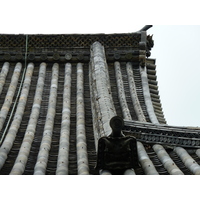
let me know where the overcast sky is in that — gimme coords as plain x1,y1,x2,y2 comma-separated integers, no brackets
148,26,200,127
1,2,200,127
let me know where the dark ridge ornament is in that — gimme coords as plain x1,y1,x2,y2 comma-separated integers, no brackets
139,25,153,32
109,116,125,137
125,53,133,60
28,53,35,61
15,53,23,60
95,116,138,173
77,54,84,61
40,53,47,60
3,53,11,60
65,53,72,60
114,53,121,60
53,53,60,60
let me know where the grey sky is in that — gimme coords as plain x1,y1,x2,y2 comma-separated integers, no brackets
148,26,200,127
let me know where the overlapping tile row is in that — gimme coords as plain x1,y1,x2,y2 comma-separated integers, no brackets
174,147,200,175
0,63,22,132
89,42,117,175
56,63,71,175
114,61,131,120
89,43,159,175
0,61,97,175
140,64,159,124
153,145,183,175
146,59,166,124
109,59,160,174
33,63,59,175
0,63,34,170
111,61,152,174
105,53,200,174
0,62,9,96
0,39,200,175
89,42,116,140
10,63,46,174
76,63,89,175
140,60,200,174
126,62,146,122
138,62,179,174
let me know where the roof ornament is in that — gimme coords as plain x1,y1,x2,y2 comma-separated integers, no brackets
109,116,125,137
139,25,153,32
95,116,139,174
138,25,154,67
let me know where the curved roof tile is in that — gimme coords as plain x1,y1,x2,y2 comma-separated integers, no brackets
0,29,199,175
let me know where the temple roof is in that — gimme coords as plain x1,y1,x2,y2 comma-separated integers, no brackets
0,27,200,175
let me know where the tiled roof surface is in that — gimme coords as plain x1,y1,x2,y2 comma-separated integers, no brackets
0,31,200,175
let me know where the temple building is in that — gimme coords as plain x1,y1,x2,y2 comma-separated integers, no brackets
0,25,200,175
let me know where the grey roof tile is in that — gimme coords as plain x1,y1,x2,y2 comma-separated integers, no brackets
0,31,199,175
